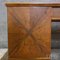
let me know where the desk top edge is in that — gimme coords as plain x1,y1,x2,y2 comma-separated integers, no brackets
5,2,60,7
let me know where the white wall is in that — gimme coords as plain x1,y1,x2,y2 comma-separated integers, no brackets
5,0,60,2
0,0,7,48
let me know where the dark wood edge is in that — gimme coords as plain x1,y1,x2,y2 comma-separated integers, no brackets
5,2,60,7
52,18,60,21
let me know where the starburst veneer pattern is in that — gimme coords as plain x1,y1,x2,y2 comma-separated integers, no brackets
7,5,52,60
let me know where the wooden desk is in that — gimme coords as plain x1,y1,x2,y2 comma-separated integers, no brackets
5,3,60,60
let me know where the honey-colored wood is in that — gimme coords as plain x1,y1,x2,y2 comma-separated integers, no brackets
7,6,52,60
8,58,50,60
5,3,60,60
6,3,60,60
5,2,60,7
5,3,60,20
52,8,60,20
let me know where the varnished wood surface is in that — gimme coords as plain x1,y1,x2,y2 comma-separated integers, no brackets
6,3,60,60
5,3,60,20
52,8,60,20
8,6,52,60
5,2,60,7
8,58,50,60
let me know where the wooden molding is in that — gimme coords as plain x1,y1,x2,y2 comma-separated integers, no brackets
5,2,60,7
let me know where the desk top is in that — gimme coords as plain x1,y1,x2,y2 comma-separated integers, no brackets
5,2,60,7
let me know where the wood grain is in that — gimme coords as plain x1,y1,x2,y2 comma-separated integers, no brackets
8,58,50,60
52,8,60,20
6,3,60,20
5,2,60,7
7,6,52,60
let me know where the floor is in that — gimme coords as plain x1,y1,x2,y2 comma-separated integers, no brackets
0,49,60,60
51,49,60,60
0,49,8,60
